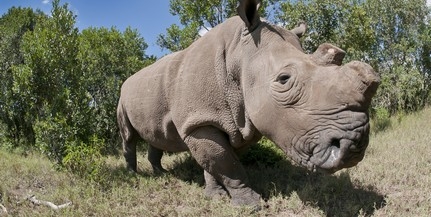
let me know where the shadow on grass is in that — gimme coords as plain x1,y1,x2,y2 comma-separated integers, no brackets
248,162,386,217
167,144,386,217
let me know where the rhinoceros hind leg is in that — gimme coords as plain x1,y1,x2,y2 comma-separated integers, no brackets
185,126,261,207
117,103,138,172
148,145,167,173
204,170,228,199
123,140,138,172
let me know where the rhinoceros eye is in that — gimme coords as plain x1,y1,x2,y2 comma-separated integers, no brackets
276,74,291,85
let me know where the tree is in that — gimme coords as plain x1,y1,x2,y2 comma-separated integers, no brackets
365,0,431,113
78,26,152,150
16,0,84,161
0,7,45,147
277,0,431,114
0,0,154,165
157,22,200,52
157,0,278,52
277,0,375,59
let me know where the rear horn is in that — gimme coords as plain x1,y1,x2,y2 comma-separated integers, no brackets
290,21,307,38
311,43,346,66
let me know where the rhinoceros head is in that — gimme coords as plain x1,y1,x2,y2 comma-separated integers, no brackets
238,0,380,173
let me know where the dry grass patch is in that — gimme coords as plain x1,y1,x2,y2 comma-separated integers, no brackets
348,107,431,216
1,107,430,216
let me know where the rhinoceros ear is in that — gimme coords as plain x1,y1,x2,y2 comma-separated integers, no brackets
237,0,261,31
311,43,346,66
290,21,307,38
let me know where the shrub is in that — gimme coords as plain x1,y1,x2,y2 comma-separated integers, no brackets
62,135,108,185
35,115,109,186
34,116,73,164
370,107,391,133
373,66,428,114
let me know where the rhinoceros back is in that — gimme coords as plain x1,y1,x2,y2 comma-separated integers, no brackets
119,16,260,152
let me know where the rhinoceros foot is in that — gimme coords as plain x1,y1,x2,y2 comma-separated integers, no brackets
229,187,261,210
147,145,168,174
204,171,229,199
204,184,229,199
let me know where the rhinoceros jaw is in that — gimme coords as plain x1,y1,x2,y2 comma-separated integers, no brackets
309,137,366,173
317,147,341,171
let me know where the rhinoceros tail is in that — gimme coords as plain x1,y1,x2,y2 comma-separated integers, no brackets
117,99,133,141
117,98,138,172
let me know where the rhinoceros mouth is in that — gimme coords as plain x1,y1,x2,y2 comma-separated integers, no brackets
310,139,362,173
299,123,370,174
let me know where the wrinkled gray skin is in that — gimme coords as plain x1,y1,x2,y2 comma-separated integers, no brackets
117,0,380,207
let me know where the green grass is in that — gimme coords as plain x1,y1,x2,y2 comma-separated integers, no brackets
1,107,430,216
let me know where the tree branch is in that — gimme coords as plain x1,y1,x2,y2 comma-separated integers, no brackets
0,203,7,214
27,195,72,210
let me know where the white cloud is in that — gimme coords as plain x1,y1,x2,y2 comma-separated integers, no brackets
42,0,50,4
428,0,431,7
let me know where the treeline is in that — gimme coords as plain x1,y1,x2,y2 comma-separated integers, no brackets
0,0,155,165
158,0,431,115
1,0,430,168
278,0,431,117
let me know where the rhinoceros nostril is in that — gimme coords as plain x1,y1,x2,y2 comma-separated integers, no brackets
331,139,341,149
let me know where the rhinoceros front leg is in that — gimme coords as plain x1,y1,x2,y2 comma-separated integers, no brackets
185,126,261,207
148,145,167,173
204,170,228,199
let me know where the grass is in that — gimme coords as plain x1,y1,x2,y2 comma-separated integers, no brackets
1,107,430,216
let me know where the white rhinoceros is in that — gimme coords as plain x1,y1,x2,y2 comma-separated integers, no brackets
117,0,380,207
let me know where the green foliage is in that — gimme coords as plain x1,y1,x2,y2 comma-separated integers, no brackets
157,22,200,52
278,0,376,59
20,0,80,109
277,0,431,116
0,7,43,147
169,0,276,28
169,0,238,28
279,0,342,51
78,26,150,150
34,116,73,164
157,0,278,52
240,138,285,167
16,0,91,163
0,0,153,168
62,136,108,184
374,65,428,114
366,0,431,113
370,107,391,133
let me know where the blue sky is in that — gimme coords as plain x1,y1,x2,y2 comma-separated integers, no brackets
3,0,431,57
0,0,180,57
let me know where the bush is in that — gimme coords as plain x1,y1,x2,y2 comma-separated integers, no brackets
34,116,73,164
373,66,428,114
62,135,108,185
35,115,109,186
370,107,391,133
